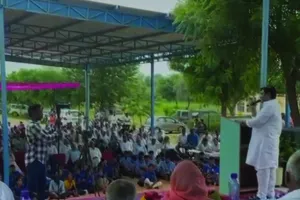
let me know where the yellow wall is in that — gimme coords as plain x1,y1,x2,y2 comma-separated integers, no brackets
277,95,286,113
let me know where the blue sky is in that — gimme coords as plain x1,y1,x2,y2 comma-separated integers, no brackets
7,0,179,76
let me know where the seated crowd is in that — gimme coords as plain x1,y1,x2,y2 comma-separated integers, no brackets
106,149,300,200
1,112,220,199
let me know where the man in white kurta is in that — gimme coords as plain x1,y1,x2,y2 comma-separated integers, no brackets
244,86,282,200
89,141,102,168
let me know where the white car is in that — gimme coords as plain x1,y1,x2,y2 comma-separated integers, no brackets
8,104,28,117
60,109,83,125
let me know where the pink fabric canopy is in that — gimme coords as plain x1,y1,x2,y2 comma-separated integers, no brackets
0,82,80,91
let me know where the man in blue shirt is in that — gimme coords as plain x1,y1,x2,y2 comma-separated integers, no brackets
187,129,199,149
138,163,162,189
157,157,176,180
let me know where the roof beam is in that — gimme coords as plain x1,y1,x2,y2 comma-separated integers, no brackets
6,20,81,47
5,13,34,26
25,26,127,54
77,39,185,62
58,31,167,57
97,39,185,57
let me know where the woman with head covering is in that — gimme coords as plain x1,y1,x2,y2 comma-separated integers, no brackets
165,160,208,200
164,160,221,200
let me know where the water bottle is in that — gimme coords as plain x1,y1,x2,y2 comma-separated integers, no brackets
228,173,240,200
20,189,31,200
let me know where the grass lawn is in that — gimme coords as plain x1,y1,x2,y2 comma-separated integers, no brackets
5,100,220,128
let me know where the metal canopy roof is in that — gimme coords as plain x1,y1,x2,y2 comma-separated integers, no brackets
3,0,196,68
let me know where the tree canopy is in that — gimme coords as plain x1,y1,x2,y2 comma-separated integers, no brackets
172,0,300,121
5,67,191,120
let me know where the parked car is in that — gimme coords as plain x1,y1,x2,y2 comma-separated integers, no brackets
60,109,83,125
173,110,220,129
8,104,28,117
95,108,125,123
145,116,186,133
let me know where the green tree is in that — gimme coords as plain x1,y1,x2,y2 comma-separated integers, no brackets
172,0,259,116
64,65,139,109
6,68,71,106
180,0,300,122
156,75,176,101
121,74,151,125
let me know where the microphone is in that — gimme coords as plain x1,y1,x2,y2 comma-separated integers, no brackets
247,99,261,106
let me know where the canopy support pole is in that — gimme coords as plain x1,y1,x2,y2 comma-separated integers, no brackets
150,55,155,136
84,64,90,131
260,0,270,88
285,95,291,127
0,4,9,185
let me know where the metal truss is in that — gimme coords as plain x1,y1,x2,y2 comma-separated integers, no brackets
5,23,194,62
4,0,175,32
5,35,194,63
3,0,196,68
5,46,197,68
5,23,127,48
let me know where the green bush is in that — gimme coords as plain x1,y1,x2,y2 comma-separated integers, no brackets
162,106,177,116
280,130,300,164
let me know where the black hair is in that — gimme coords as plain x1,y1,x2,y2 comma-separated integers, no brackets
28,104,41,118
149,150,154,155
261,86,277,99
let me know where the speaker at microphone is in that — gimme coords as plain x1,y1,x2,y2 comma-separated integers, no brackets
247,99,261,107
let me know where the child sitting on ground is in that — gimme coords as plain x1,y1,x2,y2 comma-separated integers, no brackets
64,172,79,197
138,163,162,189
103,159,120,180
94,163,109,196
135,152,146,177
119,151,134,176
13,175,26,199
9,165,21,188
49,173,68,199
157,157,176,180
202,157,219,185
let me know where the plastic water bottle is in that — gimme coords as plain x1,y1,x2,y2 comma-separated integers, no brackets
228,173,240,200
20,189,31,200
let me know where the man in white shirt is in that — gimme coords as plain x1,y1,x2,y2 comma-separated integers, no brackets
123,113,132,129
279,150,300,200
211,138,220,152
176,128,187,147
120,136,133,153
108,111,117,125
48,142,58,157
242,87,282,200
0,181,14,200
68,143,81,164
89,140,102,168
133,138,147,155
59,139,71,164
101,131,111,147
198,138,213,153
148,138,160,157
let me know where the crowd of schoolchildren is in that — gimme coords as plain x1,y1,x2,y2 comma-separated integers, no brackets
1,113,220,199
